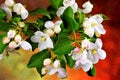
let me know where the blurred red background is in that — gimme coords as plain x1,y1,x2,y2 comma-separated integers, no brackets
0,0,120,80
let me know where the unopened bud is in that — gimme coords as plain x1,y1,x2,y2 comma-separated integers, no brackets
14,35,22,42
53,60,60,68
43,58,52,66
41,67,48,75
18,22,25,28
4,0,15,7
2,37,10,44
53,25,61,33
7,30,16,39
44,29,54,36
8,41,17,48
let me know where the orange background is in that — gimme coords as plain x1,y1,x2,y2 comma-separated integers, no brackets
0,0,120,80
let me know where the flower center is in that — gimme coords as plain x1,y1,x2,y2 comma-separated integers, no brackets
91,22,98,27
92,49,97,55
40,36,46,42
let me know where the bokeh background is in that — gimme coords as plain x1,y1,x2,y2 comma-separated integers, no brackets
0,0,120,80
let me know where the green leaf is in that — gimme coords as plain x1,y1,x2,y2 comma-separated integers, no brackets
36,66,44,77
65,55,76,68
0,34,7,54
54,37,73,55
49,0,63,10
100,14,110,20
87,65,96,76
10,17,21,24
62,7,79,32
27,49,51,68
0,22,10,32
30,8,51,19
0,9,6,20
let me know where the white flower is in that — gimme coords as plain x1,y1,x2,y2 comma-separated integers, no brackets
56,0,78,17
82,1,93,14
87,38,106,64
44,20,62,35
13,3,28,20
0,54,4,60
83,15,106,37
2,37,10,44
70,48,93,72
14,35,22,43
0,4,12,19
53,60,61,68
18,22,25,28
31,31,54,51
8,41,17,48
7,30,16,39
4,0,15,7
43,58,52,66
48,68,67,79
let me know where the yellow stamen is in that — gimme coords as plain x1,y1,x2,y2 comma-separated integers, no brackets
92,22,98,27
40,36,46,42
92,49,97,55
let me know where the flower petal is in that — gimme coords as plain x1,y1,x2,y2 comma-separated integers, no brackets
57,68,67,79
95,24,106,34
71,3,78,13
97,49,106,60
95,38,102,49
84,27,94,37
44,21,55,29
82,61,93,72
31,35,40,43
48,68,58,75
21,9,29,20
56,6,66,17
20,41,32,51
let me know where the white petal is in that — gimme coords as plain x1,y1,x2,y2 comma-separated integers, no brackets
56,7,66,17
82,39,90,49
71,3,78,13
21,9,29,20
84,27,94,37
91,14,103,23
31,35,40,43
95,24,106,34
45,36,54,49
4,0,15,7
82,62,93,72
44,21,55,29
20,41,32,51
63,0,75,7
13,3,24,14
0,4,12,19
95,38,102,49
82,7,93,14
55,20,62,25
38,43,47,51
48,68,58,75
57,68,67,79
97,49,106,60
88,42,97,50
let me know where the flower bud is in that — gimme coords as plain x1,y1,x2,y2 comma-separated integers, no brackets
44,29,54,36
7,30,16,39
18,22,25,28
8,41,17,48
41,67,48,75
43,58,52,66
14,35,22,43
4,0,15,7
2,37,10,44
53,60,60,68
45,21,54,29
53,25,61,33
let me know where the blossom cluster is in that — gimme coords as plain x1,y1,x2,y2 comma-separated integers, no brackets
0,0,108,79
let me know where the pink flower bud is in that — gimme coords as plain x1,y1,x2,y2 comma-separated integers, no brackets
14,35,22,42
7,30,16,39
8,41,17,48
43,58,52,66
74,47,80,53
2,37,10,44
53,60,60,68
